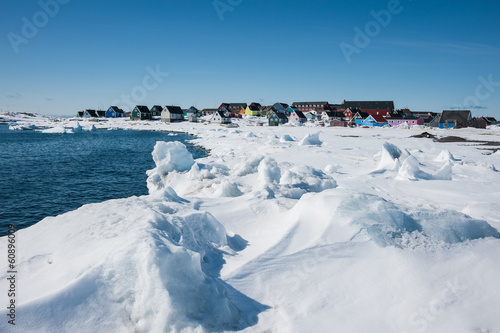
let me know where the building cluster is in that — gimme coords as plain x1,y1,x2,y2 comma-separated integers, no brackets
77,101,498,129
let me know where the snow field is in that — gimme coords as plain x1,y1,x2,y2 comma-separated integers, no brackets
2,115,500,332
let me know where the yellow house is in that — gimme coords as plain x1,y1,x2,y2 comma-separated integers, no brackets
245,105,260,116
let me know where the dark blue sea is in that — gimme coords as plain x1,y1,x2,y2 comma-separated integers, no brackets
0,124,206,236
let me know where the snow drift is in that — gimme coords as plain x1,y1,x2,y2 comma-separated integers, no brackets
0,188,265,332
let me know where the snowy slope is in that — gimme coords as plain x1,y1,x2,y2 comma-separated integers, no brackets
1,116,500,332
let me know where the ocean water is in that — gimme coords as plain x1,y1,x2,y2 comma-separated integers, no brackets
0,124,206,236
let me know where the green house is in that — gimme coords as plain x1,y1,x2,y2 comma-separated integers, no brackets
131,105,151,120
150,105,163,119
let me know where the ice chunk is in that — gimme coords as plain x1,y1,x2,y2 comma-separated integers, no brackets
299,132,322,146
41,126,71,134
213,180,243,197
434,149,459,162
258,157,281,187
376,142,403,170
279,134,295,142
233,155,265,176
280,165,337,199
433,161,453,180
396,155,432,180
151,141,195,175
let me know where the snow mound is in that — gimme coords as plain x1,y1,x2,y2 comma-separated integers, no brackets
298,132,322,146
147,142,195,193
280,189,499,252
0,187,265,332
152,141,195,175
279,134,295,142
257,157,281,188
213,180,243,197
396,155,453,181
279,165,337,199
435,149,459,162
413,211,500,243
233,155,265,176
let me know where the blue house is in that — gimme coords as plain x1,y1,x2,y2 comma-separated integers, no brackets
106,106,126,118
360,115,388,127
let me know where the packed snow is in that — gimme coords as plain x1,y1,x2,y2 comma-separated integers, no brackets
1,113,500,332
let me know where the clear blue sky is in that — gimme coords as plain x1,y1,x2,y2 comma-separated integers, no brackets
1,0,500,117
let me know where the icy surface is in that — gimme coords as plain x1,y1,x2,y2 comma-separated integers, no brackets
1,114,500,332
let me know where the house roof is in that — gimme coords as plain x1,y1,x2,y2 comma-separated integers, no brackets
216,110,229,118
439,110,471,123
85,109,98,117
342,101,394,110
273,102,289,109
222,103,247,110
202,108,219,113
250,102,262,108
151,105,163,111
324,111,345,118
164,106,184,114
369,115,388,123
135,105,150,113
248,105,260,112
482,116,497,123
272,111,288,120
293,110,306,119
77,111,84,116
109,106,121,113
353,111,370,119
97,110,106,117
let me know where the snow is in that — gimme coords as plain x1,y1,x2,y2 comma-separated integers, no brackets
1,113,500,332
298,132,322,146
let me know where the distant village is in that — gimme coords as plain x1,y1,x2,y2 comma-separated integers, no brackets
76,101,499,129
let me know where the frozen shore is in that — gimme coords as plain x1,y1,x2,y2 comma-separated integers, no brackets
1,114,500,332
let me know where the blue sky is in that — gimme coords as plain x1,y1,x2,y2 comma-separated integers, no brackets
1,0,499,117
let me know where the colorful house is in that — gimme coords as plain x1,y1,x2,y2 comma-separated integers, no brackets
289,110,307,123
219,103,247,116
76,111,84,118
161,106,184,123
150,105,163,119
387,117,424,127
480,116,498,126
245,105,261,116
131,105,151,120
352,111,370,125
96,110,106,118
106,106,126,118
360,115,388,127
438,110,472,129
273,102,289,111
269,111,288,126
